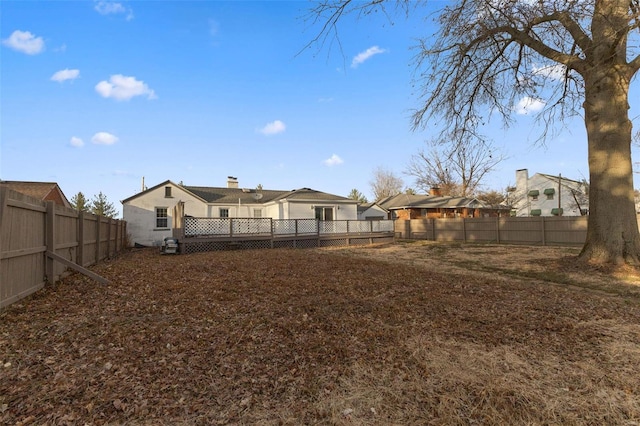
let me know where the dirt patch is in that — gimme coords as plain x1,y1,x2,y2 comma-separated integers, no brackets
2,243,640,425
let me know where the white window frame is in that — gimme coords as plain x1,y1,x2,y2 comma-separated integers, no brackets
155,207,169,229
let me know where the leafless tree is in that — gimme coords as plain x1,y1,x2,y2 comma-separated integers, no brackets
370,166,404,201
476,189,507,207
406,138,505,197
308,0,640,264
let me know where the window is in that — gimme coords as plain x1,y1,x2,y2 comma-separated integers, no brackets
528,189,539,201
315,207,334,221
219,208,229,218
544,188,555,200
165,186,172,197
253,209,262,218
156,207,168,228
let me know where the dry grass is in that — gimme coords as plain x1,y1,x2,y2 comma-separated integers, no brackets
2,242,640,425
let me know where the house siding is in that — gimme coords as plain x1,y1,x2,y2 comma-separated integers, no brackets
123,183,204,246
513,170,586,217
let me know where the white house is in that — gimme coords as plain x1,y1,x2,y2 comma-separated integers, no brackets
357,202,388,220
122,177,359,246
511,169,588,217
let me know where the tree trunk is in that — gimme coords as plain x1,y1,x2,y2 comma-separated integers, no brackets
580,68,640,264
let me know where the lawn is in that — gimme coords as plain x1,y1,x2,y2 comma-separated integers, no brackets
1,242,640,425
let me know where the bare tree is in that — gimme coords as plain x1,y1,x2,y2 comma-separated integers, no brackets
406,138,504,197
476,189,507,207
308,0,640,264
370,166,404,201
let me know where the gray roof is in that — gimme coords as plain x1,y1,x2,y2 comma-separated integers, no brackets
122,180,355,205
185,186,287,204
185,186,354,205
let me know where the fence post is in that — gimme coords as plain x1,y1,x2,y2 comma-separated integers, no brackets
45,201,55,284
462,218,467,242
78,211,85,267
541,216,546,246
270,218,274,248
106,217,112,258
431,219,436,241
496,217,501,244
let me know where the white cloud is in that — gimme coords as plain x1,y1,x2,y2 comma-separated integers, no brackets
351,46,386,68
516,96,546,115
94,1,134,20
2,30,45,55
323,154,344,167
91,132,119,145
95,74,157,101
259,120,286,136
51,69,80,82
70,136,84,147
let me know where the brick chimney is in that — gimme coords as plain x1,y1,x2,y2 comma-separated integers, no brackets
227,176,238,188
429,187,442,197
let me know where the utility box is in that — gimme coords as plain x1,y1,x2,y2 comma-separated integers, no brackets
161,237,179,254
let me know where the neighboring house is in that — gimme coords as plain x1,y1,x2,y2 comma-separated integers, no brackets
0,180,71,208
511,169,588,217
378,188,511,220
357,202,388,220
122,177,359,246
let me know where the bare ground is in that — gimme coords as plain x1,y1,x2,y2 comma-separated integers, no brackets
1,242,640,425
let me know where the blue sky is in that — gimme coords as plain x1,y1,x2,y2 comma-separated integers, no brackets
2,1,636,216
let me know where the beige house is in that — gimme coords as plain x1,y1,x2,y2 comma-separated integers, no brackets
511,169,588,217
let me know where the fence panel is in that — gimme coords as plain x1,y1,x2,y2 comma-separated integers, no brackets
434,219,465,241
185,217,230,237
319,220,348,234
0,187,127,309
0,189,47,309
349,220,371,233
498,217,546,244
54,205,78,278
395,215,604,246
273,219,318,235
231,218,272,235
543,216,588,245
82,215,98,266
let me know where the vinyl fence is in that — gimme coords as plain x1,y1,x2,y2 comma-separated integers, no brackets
0,187,127,309
394,216,598,246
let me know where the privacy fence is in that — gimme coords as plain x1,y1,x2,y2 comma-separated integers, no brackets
394,216,595,245
0,187,127,309
173,215,395,254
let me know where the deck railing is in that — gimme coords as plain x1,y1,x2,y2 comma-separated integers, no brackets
182,217,394,238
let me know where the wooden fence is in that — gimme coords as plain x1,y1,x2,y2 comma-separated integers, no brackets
0,187,127,309
394,216,596,246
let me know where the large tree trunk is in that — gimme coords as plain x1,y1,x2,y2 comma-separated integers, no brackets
580,68,640,264
579,0,640,264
